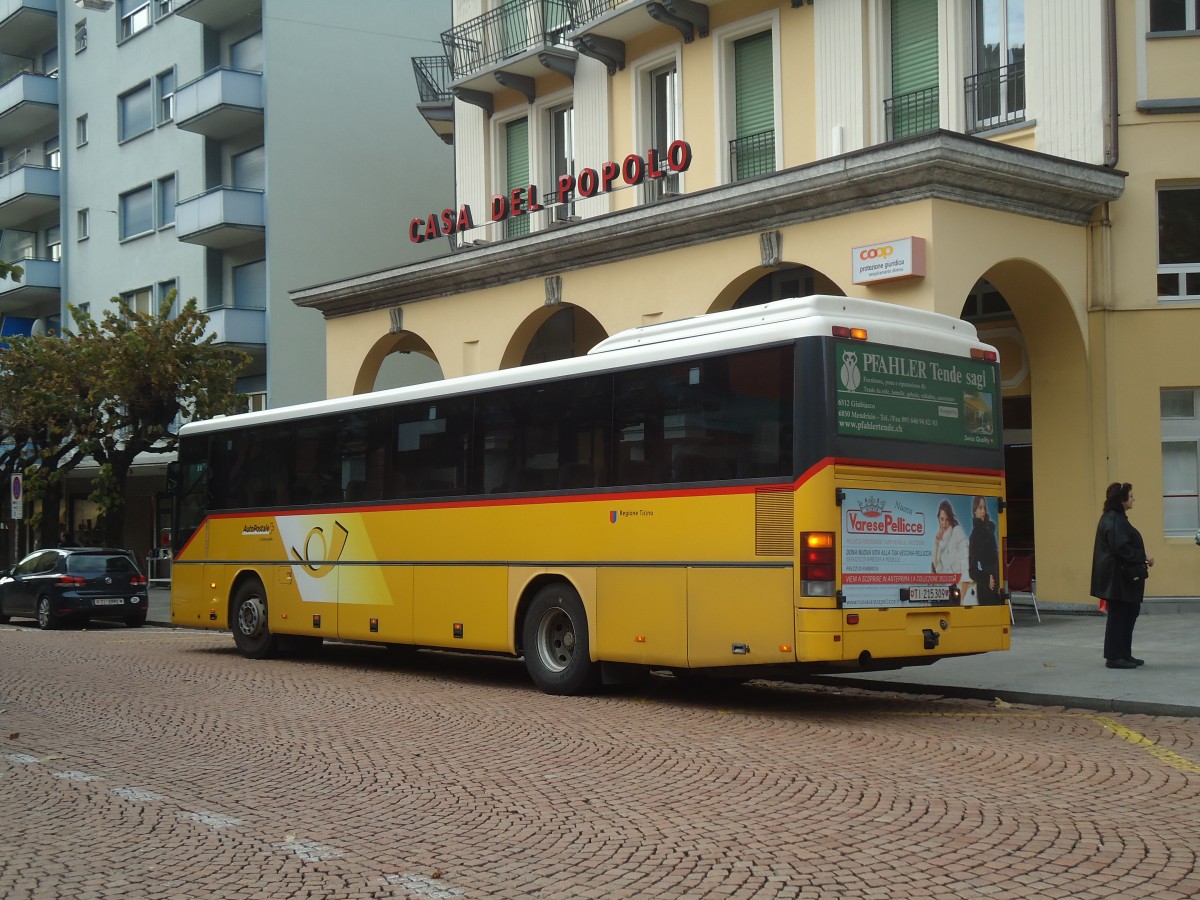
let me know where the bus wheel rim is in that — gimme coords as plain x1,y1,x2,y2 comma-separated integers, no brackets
237,596,266,638
535,608,575,674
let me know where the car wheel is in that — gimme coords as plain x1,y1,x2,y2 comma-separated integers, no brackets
521,583,599,696
230,578,279,659
36,596,56,630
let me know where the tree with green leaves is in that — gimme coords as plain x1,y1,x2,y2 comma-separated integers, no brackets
69,292,251,547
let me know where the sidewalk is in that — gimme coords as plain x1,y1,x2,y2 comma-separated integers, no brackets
146,589,1198,718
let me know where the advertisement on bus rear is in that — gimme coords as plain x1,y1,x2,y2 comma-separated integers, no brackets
840,490,1002,608
834,342,999,449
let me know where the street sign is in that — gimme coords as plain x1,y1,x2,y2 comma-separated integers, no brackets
10,474,22,520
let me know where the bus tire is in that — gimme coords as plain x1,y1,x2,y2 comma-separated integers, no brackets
522,584,599,696
230,578,279,660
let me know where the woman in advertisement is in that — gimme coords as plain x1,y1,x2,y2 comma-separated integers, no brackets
968,496,1000,605
931,499,969,596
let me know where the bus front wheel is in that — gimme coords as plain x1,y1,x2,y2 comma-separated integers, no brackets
230,579,279,660
522,584,599,696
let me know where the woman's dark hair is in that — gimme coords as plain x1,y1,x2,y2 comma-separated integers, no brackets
972,496,991,524
1103,482,1132,513
937,499,959,528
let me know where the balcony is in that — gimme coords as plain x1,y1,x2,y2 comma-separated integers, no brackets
175,186,265,249
442,0,577,109
569,0,712,73
0,156,58,229
0,70,57,144
174,0,260,30
965,62,1026,135
729,129,775,182
175,67,263,140
885,85,939,141
0,0,56,57
203,304,265,346
412,56,453,144
0,256,59,317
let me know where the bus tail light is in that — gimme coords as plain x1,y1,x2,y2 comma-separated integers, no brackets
801,531,836,596
832,326,868,341
971,347,998,361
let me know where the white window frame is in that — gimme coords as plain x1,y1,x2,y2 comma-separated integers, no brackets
157,173,177,229
121,286,154,318
77,208,90,241
631,46,684,205
156,68,176,125
712,10,782,185
489,108,533,243
119,81,153,142
119,183,154,240
1157,184,1200,302
76,114,88,147
120,0,152,40
74,19,87,53
1149,0,1200,32
527,86,573,231
1161,387,1200,535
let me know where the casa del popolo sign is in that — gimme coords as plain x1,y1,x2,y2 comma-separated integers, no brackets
408,141,694,244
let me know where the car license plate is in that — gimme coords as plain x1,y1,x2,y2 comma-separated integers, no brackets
93,598,126,606
908,586,950,602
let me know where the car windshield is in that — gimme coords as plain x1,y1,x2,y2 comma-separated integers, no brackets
67,554,137,577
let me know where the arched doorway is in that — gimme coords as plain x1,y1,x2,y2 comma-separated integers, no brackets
723,264,845,312
354,332,444,395
502,304,608,369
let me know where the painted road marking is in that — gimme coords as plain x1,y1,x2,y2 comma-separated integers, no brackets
5,753,39,764
1091,716,1200,774
54,771,102,782
112,787,166,802
275,839,344,862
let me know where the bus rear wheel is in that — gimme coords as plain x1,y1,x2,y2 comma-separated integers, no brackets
522,584,599,696
230,579,279,660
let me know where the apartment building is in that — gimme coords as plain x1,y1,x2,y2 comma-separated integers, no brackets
291,1,1200,607
0,0,451,556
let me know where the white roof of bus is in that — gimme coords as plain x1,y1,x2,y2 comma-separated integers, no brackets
181,295,990,436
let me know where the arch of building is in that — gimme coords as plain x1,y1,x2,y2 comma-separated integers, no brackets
353,330,442,395
499,303,609,369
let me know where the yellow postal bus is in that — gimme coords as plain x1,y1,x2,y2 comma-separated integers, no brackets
170,296,1011,694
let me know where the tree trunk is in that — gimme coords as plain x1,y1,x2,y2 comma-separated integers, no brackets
38,480,64,548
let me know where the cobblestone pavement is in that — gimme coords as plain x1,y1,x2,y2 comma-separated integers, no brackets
1,624,1198,900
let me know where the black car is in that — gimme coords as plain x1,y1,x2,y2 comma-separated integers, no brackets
0,548,149,629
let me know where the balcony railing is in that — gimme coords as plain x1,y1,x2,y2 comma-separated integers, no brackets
412,56,453,104
442,0,573,80
964,62,1026,134
571,0,625,26
885,85,939,140
729,129,775,182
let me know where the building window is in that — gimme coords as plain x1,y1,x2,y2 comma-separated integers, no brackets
76,114,88,147
75,20,87,53
46,225,61,262
119,82,153,141
1162,388,1200,535
233,260,266,309
646,62,680,202
231,31,264,72
122,287,154,317
154,0,174,19
44,137,59,170
156,68,175,124
1158,186,1200,301
158,174,176,227
77,208,90,240
504,118,530,238
42,47,58,77
232,145,265,189
120,0,152,40
730,31,775,181
887,0,939,139
1150,0,1200,32
158,278,178,314
966,0,1026,133
119,185,154,239
547,103,573,222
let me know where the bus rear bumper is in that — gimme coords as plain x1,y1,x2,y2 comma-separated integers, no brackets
796,604,1011,664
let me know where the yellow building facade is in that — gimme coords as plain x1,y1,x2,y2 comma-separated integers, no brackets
293,0,1200,608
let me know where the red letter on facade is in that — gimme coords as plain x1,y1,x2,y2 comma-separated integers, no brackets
667,140,693,173
622,154,645,185
556,173,575,205
491,194,508,222
578,168,599,198
409,218,424,243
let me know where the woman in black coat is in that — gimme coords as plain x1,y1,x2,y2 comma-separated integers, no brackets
968,496,1000,605
1090,482,1155,669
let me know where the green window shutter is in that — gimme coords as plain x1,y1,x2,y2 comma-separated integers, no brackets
890,0,939,137
506,118,530,237
733,30,774,179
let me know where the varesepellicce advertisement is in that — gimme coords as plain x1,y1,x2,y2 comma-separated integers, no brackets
840,490,1002,608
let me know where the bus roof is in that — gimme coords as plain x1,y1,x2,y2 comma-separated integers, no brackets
181,295,989,436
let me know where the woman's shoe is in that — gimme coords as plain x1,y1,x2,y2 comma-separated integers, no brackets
1105,659,1138,669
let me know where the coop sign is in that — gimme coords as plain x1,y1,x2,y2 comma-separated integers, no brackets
851,236,926,284
408,141,694,243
